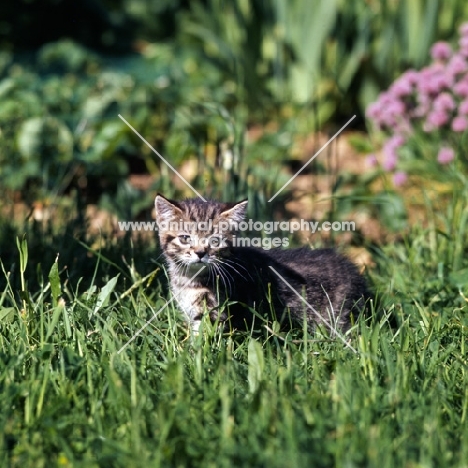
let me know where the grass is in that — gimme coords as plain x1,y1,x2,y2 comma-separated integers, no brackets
1,191,468,468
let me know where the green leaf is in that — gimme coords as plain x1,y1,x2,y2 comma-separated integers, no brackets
374,191,408,232
0,78,15,99
248,338,264,394
448,268,468,290
347,134,375,154
46,303,65,340
87,121,127,160
17,116,73,162
16,237,28,274
0,307,15,323
93,276,119,315
48,257,61,308
62,303,72,339
17,117,46,160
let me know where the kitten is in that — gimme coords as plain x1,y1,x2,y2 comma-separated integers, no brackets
155,194,370,334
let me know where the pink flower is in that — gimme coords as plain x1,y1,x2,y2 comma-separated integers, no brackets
460,23,468,39
366,102,381,120
417,77,436,95
412,94,431,118
437,146,455,164
454,80,468,98
382,136,404,171
386,100,406,116
367,92,411,130
383,153,397,171
425,110,449,130
393,171,408,186
365,154,378,167
433,92,456,111
378,91,393,105
403,69,420,85
447,54,468,75
388,134,406,148
394,118,412,135
391,76,414,97
458,100,468,115
435,72,454,89
382,140,400,171
431,42,452,61
459,37,468,57
379,100,407,129
366,27,468,178
417,68,452,94
452,115,468,132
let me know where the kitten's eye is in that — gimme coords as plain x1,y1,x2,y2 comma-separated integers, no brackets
209,234,226,248
178,234,191,245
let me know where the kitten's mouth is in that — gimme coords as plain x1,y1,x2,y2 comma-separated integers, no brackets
187,262,210,276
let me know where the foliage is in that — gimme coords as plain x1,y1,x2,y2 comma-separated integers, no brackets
2,1,468,219
0,41,126,200
179,0,468,123
0,39,296,215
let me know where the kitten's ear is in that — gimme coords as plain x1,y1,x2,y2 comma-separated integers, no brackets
155,194,183,224
220,199,248,224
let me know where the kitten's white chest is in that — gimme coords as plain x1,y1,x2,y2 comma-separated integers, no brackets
171,284,217,322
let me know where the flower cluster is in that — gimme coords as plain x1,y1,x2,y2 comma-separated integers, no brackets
366,23,468,185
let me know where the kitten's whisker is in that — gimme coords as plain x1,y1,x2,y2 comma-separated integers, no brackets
172,259,186,276
223,257,250,274
213,259,236,290
207,262,213,283
173,258,192,279
221,265,234,295
149,252,166,264
225,259,253,280
221,265,245,283
212,262,232,296
219,258,252,281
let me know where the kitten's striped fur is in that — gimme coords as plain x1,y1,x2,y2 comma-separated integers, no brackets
155,195,370,333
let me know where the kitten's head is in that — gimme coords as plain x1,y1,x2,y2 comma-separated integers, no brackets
155,195,247,277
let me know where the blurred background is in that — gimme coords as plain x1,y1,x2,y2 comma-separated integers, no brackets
1,0,468,289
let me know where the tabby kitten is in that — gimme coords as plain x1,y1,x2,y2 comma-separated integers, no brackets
155,194,369,333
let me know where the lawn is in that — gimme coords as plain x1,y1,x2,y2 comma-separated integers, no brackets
1,187,468,467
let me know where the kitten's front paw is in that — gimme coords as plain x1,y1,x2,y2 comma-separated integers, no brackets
190,319,202,335
189,311,228,335
209,309,227,324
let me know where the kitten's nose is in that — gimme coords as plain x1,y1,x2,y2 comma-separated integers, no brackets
194,251,206,260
